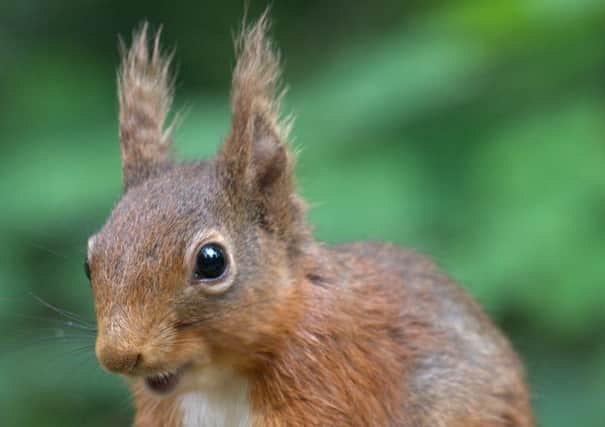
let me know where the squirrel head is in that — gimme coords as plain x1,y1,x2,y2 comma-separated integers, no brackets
87,15,310,387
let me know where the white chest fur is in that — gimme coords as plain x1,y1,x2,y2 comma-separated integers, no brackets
179,375,252,427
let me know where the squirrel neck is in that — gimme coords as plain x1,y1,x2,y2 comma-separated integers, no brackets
245,245,414,426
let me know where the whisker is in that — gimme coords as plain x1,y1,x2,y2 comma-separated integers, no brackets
2,312,97,334
2,335,95,361
29,292,96,329
29,243,71,260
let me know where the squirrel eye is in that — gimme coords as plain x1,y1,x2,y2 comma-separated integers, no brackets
194,244,227,281
84,259,91,280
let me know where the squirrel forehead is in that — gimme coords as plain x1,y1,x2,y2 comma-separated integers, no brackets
93,163,229,256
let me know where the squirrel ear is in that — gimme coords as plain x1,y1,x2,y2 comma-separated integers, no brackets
117,23,176,191
219,14,299,234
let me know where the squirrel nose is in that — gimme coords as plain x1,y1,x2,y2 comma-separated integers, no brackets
96,340,142,374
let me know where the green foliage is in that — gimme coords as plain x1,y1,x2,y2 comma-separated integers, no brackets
1,0,604,425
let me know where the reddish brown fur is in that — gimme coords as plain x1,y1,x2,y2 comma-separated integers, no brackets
87,13,534,427
118,23,177,190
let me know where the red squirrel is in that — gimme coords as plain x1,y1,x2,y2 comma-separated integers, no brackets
86,13,534,427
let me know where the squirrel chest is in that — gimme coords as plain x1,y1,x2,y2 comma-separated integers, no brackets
179,377,251,427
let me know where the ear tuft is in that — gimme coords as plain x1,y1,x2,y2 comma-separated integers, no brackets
229,12,288,146
219,12,304,240
118,23,176,190
221,12,292,185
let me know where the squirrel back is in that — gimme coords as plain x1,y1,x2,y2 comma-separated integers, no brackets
86,13,534,427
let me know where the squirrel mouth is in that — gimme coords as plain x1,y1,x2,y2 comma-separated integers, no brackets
144,369,182,394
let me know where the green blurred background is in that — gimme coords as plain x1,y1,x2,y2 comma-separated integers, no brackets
1,0,604,425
